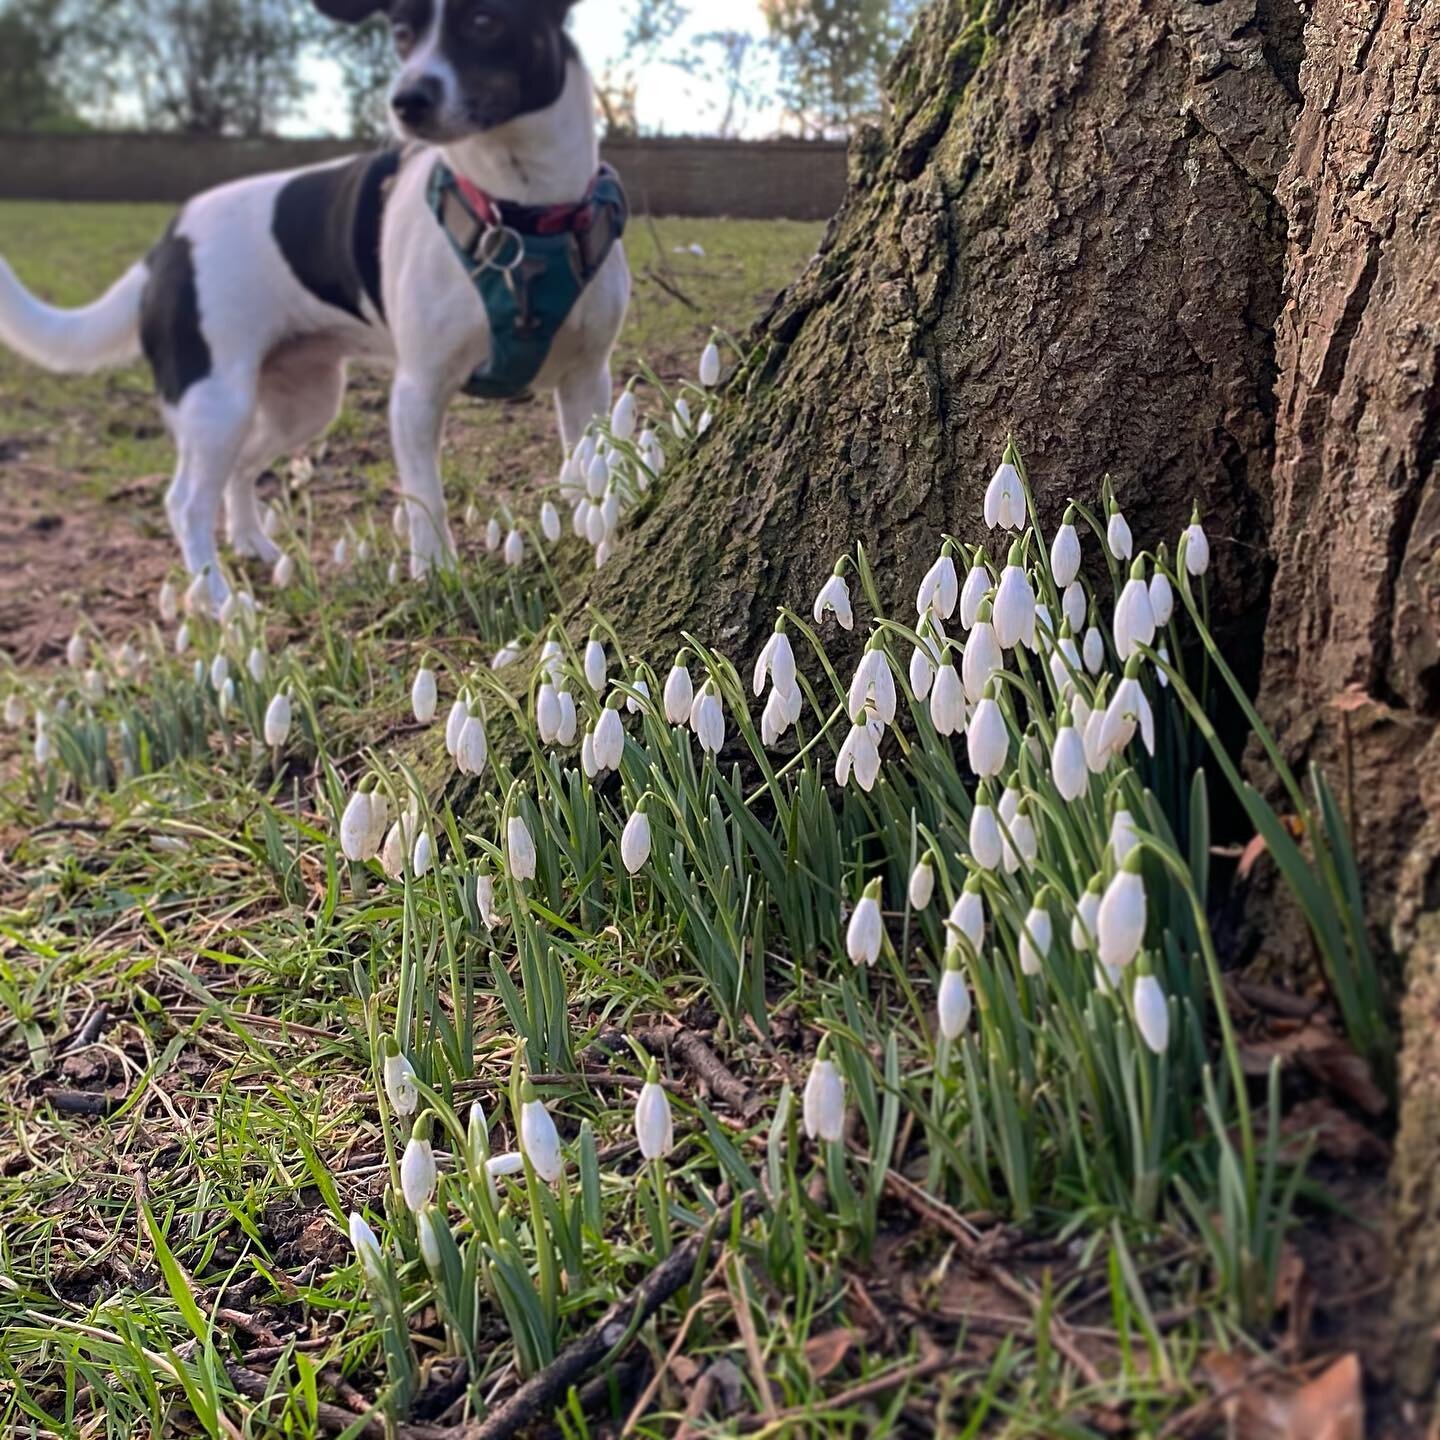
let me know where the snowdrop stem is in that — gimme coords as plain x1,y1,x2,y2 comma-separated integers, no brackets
648,1155,673,1258
1066,496,1124,593
364,997,405,1205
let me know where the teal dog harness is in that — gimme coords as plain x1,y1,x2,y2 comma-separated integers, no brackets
427,161,628,401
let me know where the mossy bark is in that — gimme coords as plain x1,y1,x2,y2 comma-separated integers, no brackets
586,0,1440,1387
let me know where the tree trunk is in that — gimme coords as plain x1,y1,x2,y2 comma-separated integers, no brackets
593,0,1440,1390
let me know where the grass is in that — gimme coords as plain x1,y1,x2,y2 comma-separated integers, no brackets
0,208,1388,1438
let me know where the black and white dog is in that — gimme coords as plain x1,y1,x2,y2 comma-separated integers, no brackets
0,0,629,609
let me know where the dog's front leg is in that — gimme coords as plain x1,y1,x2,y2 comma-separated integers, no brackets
390,372,456,579
554,362,614,454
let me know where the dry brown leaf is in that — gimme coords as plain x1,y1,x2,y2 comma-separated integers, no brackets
803,1326,861,1381
1281,1096,1390,1165
1238,1020,1389,1116
1286,1354,1364,1440
1236,816,1306,880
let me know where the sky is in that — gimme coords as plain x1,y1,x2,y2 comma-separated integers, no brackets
302,3,784,139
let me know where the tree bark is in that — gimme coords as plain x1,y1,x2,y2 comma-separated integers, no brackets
591,0,1440,1391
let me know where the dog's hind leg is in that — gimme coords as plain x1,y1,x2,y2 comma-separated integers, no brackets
390,370,455,579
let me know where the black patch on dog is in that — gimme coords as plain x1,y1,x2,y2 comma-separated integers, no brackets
435,0,577,132
140,223,211,405
272,150,402,322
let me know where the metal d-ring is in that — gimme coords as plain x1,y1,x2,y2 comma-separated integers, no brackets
472,223,526,277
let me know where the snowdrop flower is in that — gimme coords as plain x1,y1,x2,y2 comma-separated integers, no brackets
519,1081,563,1182
411,828,434,877
663,659,693,725
835,714,881,790
1083,702,1111,775
966,684,1009,778
600,487,620,535
1149,567,1174,627
813,567,854,630
584,636,607,691
501,811,536,880
847,644,896,725
947,876,985,954
1113,560,1156,661
1182,510,1210,576
1133,971,1170,1054
585,454,608,502
621,807,651,874
937,949,973,1040
1003,797,1038,873
1110,807,1141,864
456,713,488,777
634,1066,674,1159
761,684,792,746
625,678,650,714
753,627,798,698
263,690,292,747
908,854,935,911
357,537,374,564
209,653,229,691
82,668,104,702
485,517,502,552
1062,580,1086,634
1070,876,1103,951
272,552,295,588
332,536,350,569
929,653,966,736
983,457,1026,531
411,666,437,724
246,645,266,683
1049,625,1082,699
594,538,613,569
391,502,407,538
416,1206,445,1274
34,718,55,768
381,805,419,879
690,683,725,754
909,624,943,700
503,528,524,567
156,578,180,624
969,785,1003,870
539,637,565,686
556,689,578,745
485,1151,525,1202
341,782,381,861
992,543,1036,650
593,705,624,772
917,547,959,620
1100,660,1154,757
185,569,211,616
382,1037,418,1116
1106,504,1133,562
672,395,692,438
1098,853,1147,969
386,558,402,585
959,557,990,630
218,676,236,717
540,501,561,543
492,640,522,670
699,340,721,388
611,389,637,442
962,602,1003,703
802,1047,845,1143
580,730,598,779
4,693,25,728
1083,623,1105,676
349,1212,385,1280
445,695,468,757
1050,507,1082,587
536,683,561,744
1019,892,1053,976
1051,709,1087,801
846,879,884,966
400,1115,437,1213
175,622,191,656
474,872,500,930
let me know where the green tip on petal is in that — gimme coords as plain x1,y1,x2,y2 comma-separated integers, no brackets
945,944,964,972
1007,540,1023,565
976,597,994,623
382,1034,400,1058
863,877,883,900
520,1076,537,1103
1129,557,1147,581
1190,503,1202,523
1063,502,1077,524
1058,619,1073,639
982,679,997,701
1123,848,1145,875
1124,655,1143,678
1087,874,1105,895
645,1059,660,1084
964,872,983,894
413,1111,434,1141
815,1035,831,1060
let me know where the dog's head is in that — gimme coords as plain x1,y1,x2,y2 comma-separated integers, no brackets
314,0,579,143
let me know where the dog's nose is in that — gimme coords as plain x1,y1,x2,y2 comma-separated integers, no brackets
391,78,441,127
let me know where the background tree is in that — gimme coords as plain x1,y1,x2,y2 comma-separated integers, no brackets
693,29,765,139
0,0,87,132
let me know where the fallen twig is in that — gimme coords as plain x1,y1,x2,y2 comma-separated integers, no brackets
591,1025,756,1115
41,1086,121,1116
641,267,702,312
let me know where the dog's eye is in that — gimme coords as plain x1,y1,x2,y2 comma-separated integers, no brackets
468,11,503,40
392,21,414,53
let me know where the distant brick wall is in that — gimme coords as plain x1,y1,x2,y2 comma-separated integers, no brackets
0,132,848,220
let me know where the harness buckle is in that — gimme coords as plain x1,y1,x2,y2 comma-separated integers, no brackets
469,223,526,278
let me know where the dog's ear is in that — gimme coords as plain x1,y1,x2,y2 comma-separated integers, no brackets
311,0,387,23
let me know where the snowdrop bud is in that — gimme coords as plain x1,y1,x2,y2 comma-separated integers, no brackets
910,634,938,700
208,653,228,691
556,688,577,745
947,876,985,953
1051,712,1087,801
992,543,1036,650
634,1067,674,1159
218,676,236,717
984,458,1025,531
158,579,180,624
1149,569,1174,627
813,568,854,630
595,538,613,569
1114,559,1156,661
82,668,104,702
1071,876,1103,951
272,552,295,588
586,453,609,500
357,537,373,564
937,950,972,1040
34,720,55,768
1098,853,1147,970
506,814,536,881
1083,624,1105,676
349,1212,385,1280
1051,507,1082,588
263,691,292,747
969,786,1003,871
185,569,211,615
1182,510,1210,576
333,536,350,569
1062,580,1086,635
966,685,1009,778
699,340,721,388
411,666,437,724
411,827,434,876
536,683,561,744
175,622,191,656
4,693,25,728
663,660,693,725
416,1206,445,1274
341,783,379,862
244,645,264,683
382,1037,418,1116
504,529,524,567
1004,797,1039,874
1019,894,1053,976
581,729,598,778
584,636,607,691
65,632,86,668
485,1150,524,1203
803,1048,845,1142
1110,806,1141,863
519,1081,563,1182
593,705,624,771
1133,971,1170,1054
445,696,468,757
456,714,488,777
626,678,650,714
391,502,407,538
192,658,205,685
1083,703,1110,774
492,640,522,669
1106,506,1133,562
929,655,966,736
400,1115,437,1213
611,389,637,441
485,517,502,552
621,808,651,873
846,879,884,966
672,395,692,437
962,606,1002,704
908,856,935,911
540,501,561,542
959,558,990,630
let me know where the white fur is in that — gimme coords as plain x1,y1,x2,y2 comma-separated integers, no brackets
0,52,629,607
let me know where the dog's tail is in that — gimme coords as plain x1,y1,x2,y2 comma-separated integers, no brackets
0,255,146,374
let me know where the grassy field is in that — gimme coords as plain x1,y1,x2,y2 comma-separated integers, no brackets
0,204,1400,1438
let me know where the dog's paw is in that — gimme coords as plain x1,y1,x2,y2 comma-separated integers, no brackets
227,527,282,566
409,526,458,581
